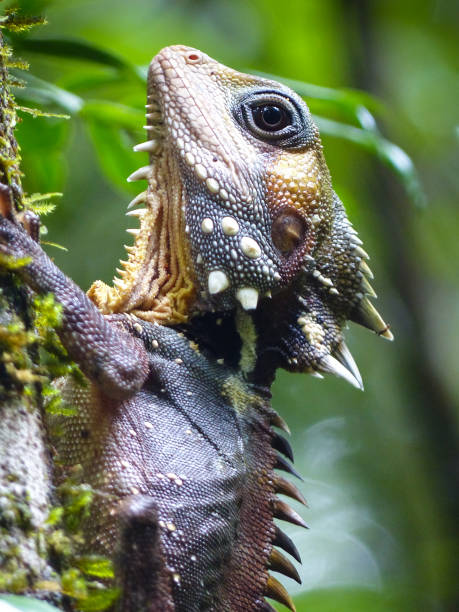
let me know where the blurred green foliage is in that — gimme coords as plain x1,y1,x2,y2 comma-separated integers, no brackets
3,0,458,610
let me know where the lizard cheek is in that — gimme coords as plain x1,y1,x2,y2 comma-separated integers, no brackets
271,211,308,257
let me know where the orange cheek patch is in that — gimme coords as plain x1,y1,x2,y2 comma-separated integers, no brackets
265,150,330,218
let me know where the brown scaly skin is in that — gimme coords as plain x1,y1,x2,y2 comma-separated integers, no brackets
0,46,392,611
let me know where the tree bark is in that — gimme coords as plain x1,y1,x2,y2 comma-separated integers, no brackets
0,30,55,596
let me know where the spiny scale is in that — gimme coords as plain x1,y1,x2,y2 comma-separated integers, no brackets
354,244,370,259
259,602,277,612
273,498,308,529
126,208,147,218
273,475,307,506
271,433,294,462
360,260,374,279
265,575,296,611
127,190,147,210
361,275,377,298
351,297,394,340
273,526,301,563
268,548,301,584
133,139,158,153
275,454,304,481
127,165,150,182
318,353,363,390
269,413,291,435
333,342,363,390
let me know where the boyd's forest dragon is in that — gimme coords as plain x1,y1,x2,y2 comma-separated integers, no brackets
0,46,392,611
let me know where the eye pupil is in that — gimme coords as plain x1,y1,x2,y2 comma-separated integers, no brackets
253,104,289,132
262,105,282,126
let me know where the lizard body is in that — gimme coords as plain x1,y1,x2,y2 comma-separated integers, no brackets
0,46,392,611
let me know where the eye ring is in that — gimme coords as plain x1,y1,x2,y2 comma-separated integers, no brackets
236,90,308,146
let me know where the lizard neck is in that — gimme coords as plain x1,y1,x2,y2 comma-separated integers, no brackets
88,144,197,326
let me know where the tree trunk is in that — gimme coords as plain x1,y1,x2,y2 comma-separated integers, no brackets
0,29,55,596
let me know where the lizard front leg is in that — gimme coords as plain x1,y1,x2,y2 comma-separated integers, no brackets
0,216,149,399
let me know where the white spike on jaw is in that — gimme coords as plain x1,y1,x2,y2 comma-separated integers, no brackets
127,191,147,210
236,287,259,311
361,276,377,298
334,342,363,390
310,371,324,380
133,140,158,153
349,235,364,246
113,278,125,289
126,208,147,217
354,245,370,260
319,354,363,390
360,260,374,279
126,228,140,236
208,270,230,295
127,166,151,182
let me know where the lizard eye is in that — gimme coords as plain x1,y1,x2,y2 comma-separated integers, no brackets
252,105,291,132
236,90,311,147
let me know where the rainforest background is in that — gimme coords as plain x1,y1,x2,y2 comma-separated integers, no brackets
3,0,459,610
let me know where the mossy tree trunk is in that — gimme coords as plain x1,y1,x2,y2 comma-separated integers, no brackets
0,29,56,597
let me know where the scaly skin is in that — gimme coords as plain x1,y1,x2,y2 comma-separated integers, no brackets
0,46,392,611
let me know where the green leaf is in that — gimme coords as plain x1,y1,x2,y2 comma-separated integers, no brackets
13,37,139,79
40,241,68,251
76,587,120,612
74,556,115,579
314,116,426,207
45,506,64,526
80,100,144,131
293,586,416,612
0,14,46,33
12,70,83,114
253,70,383,126
84,118,141,193
17,105,70,120
0,594,61,612
24,192,63,205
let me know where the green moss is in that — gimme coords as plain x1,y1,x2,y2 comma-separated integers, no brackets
0,13,117,610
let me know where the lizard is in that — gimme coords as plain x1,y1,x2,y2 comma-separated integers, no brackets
0,45,393,611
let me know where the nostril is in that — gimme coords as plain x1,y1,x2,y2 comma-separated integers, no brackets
272,211,308,256
186,52,201,64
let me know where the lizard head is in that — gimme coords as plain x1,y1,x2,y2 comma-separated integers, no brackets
89,45,392,386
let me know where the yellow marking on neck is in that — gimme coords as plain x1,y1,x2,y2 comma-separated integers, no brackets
221,375,263,415
235,310,258,374
88,154,196,324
